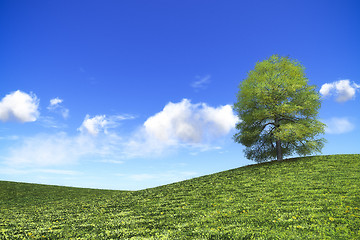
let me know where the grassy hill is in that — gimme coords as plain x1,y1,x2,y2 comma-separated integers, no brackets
0,154,359,239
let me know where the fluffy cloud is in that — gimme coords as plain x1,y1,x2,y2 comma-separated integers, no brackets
47,97,69,119
105,99,239,159
0,90,39,122
78,114,134,136
78,115,109,136
50,97,63,106
4,114,131,167
324,117,355,134
144,99,238,145
320,80,360,102
3,99,238,167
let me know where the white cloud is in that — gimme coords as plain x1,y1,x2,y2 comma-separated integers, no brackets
36,169,81,175
100,159,124,164
49,97,63,106
320,80,360,102
191,75,211,90
3,114,132,168
78,114,134,136
0,167,81,176
201,104,238,137
4,132,84,167
78,115,108,136
3,99,238,168
144,99,238,145
324,117,355,134
319,83,333,96
47,97,69,119
3,131,124,167
120,99,238,159
121,99,239,159
0,90,39,122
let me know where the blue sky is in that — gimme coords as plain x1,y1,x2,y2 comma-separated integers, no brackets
0,0,359,190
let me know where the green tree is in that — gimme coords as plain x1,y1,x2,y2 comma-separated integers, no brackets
233,55,326,162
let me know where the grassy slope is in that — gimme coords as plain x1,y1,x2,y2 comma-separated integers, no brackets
0,154,359,239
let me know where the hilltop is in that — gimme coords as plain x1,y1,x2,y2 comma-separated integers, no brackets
1,154,359,239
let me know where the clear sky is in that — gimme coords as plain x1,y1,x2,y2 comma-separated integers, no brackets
1,0,359,190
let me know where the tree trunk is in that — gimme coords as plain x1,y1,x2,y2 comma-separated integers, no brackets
275,117,283,161
276,139,283,161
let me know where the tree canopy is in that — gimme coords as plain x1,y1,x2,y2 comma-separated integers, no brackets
233,55,326,162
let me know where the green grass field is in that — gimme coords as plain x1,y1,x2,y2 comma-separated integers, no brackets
1,154,359,239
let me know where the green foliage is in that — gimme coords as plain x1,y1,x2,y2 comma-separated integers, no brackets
1,154,359,239
233,55,326,162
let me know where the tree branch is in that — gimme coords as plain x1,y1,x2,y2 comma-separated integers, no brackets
260,122,275,132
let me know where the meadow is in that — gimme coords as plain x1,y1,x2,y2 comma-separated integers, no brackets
0,154,359,239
